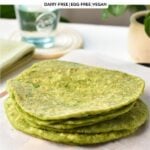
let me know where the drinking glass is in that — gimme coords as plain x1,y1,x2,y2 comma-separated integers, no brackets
15,5,60,48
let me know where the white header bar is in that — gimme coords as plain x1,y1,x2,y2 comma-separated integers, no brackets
0,0,150,6
43,1,108,9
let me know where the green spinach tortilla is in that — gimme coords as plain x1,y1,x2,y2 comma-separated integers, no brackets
4,99,148,145
26,100,148,134
11,96,135,129
7,60,145,120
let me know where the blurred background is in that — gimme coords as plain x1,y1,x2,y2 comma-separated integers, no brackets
61,9,131,26
0,5,150,69
0,5,134,26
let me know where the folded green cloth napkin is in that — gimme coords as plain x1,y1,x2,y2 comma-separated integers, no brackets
0,39,35,78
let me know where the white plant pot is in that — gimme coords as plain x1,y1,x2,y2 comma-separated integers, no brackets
128,10,150,63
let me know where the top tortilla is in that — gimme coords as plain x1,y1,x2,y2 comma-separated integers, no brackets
7,60,145,120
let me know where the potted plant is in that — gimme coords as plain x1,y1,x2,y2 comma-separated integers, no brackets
102,5,150,65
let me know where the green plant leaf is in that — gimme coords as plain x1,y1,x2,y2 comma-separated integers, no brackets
0,5,16,18
128,5,146,12
60,17,70,22
101,9,110,20
144,12,150,37
108,5,127,16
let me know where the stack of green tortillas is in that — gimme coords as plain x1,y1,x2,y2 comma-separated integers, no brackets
5,60,148,145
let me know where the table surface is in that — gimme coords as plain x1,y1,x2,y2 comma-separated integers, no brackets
0,19,131,61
